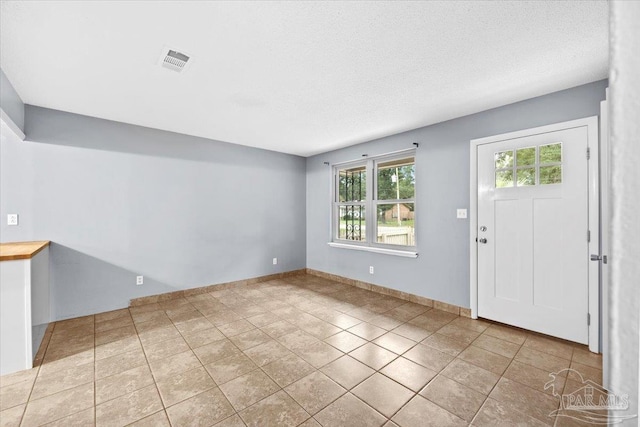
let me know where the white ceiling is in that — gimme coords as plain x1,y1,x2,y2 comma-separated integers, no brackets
0,1,608,157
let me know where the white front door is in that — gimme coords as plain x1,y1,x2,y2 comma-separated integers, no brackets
476,124,593,344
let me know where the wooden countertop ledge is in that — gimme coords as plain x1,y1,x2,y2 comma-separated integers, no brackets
0,241,50,261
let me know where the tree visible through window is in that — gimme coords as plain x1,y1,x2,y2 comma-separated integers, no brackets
333,152,416,249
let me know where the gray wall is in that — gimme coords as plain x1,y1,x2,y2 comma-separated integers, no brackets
0,68,25,132
609,1,639,422
0,106,306,320
306,80,608,308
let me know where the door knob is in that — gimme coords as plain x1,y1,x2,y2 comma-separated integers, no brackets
478,238,488,244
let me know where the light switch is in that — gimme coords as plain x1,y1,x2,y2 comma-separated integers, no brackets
456,209,467,219
7,214,18,225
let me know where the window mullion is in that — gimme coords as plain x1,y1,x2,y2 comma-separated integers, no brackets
366,158,375,245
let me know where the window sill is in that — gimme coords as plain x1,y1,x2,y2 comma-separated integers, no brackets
327,242,418,258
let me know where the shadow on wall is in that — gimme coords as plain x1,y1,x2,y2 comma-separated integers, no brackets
25,105,303,167
50,243,176,321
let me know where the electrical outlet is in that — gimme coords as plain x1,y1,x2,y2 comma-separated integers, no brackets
369,266,374,274
273,258,278,265
7,214,18,226
136,276,144,286
456,209,468,219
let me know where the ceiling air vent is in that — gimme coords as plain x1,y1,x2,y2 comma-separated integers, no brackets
159,47,191,73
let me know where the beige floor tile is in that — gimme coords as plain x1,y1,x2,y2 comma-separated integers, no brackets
285,371,346,415
134,316,174,333
156,366,216,407
504,360,566,396
440,358,500,395
96,364,154,404
436,323,482,344
217,319,256,337
299,417,322,427
166,388,235,427
42,407,94,426
473,397,548,426
448,316,491,333
95,335,142,361
349,342,398,370
524,335,574,360
213,414,247,427
277,330,320,351
320,355,375,390
324,331,367,353
95,324,137,346
0,367,38,388
138,325,182,346
421,333,468,357
22,382,94,426
489,377,559,425
53,316,94,333
347,323,387,341
301,320,342,340
314,392,386,427
0,377,34,411
392,394,466,427
206,310,244,327
352,373,414,418
96,384,163,426
193,339,241,365
515,347,572,374
39,349,94,377
420,375,486,421
30,362,94,400
131,309,169,325
168,309,203,324
240,390,310,427
174,317,215,335
182,327,226,348
403,343,453,372
129,303,162,315
0,403,25,427
373,332,416,355
568,361,603,384
149,350,202,380
571,346,602,369
205,353,258,384
95,313,134,333
408,313,455,332
295,341,343,368
484,324,528,345
260,320,298,338
95,347,147,379
368,314,403,330
263,353,315,387
458,345,511,375
243,339,292,367
230,329,272,350
472,333,521,358
219,369,280,411
380,357,437,392
391,323,432,342
127,410,171,427
246,312,280,328
142,336,191,362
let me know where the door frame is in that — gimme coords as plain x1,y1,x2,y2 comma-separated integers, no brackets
469,117,600,352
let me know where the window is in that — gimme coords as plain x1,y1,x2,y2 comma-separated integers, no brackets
333,151,416,251
494,142,563,188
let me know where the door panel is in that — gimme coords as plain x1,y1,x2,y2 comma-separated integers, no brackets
477,126,589,344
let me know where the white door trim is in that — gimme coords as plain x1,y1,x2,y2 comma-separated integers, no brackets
470,117,600,352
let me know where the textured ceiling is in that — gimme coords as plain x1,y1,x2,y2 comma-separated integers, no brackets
0,1,608,156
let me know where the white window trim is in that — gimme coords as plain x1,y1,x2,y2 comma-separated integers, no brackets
330,149,417,255
327,242,418,258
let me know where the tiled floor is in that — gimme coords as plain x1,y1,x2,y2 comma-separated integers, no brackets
0,274,603,427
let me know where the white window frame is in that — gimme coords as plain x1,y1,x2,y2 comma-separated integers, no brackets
328,149,418,258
